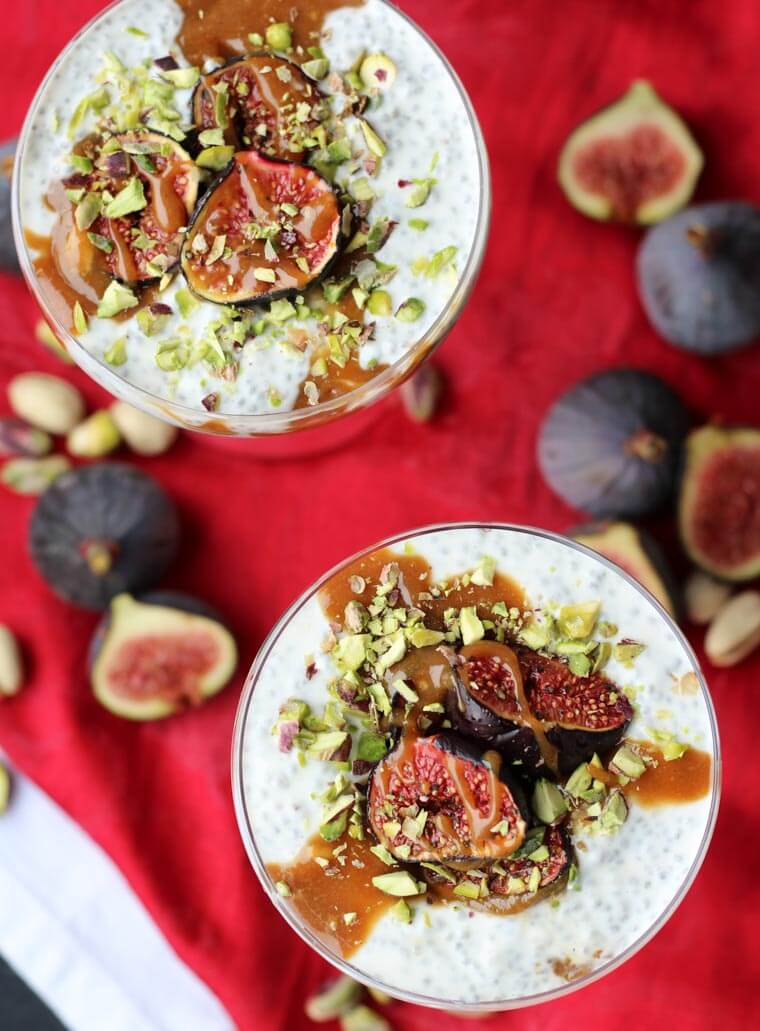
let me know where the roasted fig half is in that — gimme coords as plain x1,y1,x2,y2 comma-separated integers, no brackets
367,732,528,864
446,642,548,774
538,368,689,518
516,646,634,774
679,424,760,581
558,80,703,225
423,824,572,914
637,202,760,355
181,150,341,304
72,131,199,285
29,463,180,610
192,55,323,161
90,593,237,719
572,521,680,618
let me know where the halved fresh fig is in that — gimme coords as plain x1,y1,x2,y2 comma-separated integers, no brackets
446,642,547,774
74,131,199,285
181,150,340,304
637,202,760,354
367,732,528,864
29,463,180,610
538,368,689,518
90,593,237,719
678,424,760,581
516,646,634,774
572,521,680,618
558,80,703,225
423,824,572,913
192,55,322,161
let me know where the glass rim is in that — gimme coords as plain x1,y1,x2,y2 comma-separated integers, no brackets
230,521,722,1012
11,0,492,435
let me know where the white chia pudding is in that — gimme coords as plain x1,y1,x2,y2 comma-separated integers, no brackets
235,524,719,1008
16,0,484,427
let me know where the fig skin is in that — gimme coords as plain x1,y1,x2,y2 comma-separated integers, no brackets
637,202,760,354
28,463,180,610
537,368,690,518
558,80,703,225
571,521,681,619
678,424,760,581
90,592,237,720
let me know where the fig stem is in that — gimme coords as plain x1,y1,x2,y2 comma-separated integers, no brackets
81,539,116,576
625,429,666,463
685,223,718,257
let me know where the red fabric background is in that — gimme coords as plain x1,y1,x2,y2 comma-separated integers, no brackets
1,1,759,1028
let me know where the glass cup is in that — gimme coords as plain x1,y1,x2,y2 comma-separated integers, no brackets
231,522,721,1011
11,0,491,455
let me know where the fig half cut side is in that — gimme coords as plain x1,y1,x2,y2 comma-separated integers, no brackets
572,521,681,618
558,80,703,225
516,646,634,774
180,150,341,304
679,424,760,581
192,54,322,161
367,732,528,865
72,131,199,285
446,641,548,775
91,593,237,720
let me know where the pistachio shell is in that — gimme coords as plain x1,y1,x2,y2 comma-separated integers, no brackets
0,625,23,696
401,364,443,423
0,417,52,458
110,401,179,456
704,590,760,667
684,571,732,625
0,762,10,813
8,373,85,434
1,455,71,495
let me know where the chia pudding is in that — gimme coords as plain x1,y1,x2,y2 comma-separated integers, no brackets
15,0,486,431
233,524,719,1009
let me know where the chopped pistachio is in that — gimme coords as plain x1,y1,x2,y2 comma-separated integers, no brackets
97,280,138,318
320,809,349,841
407,627,445,648
371,871,422,897
69,153,93,174
609,745,647,779
159,66,200,89
390,898,412,924
369,843,396,866
564,762,592,797
507,877,527,895
359,119,387,157
405,178,435,208
528,845,550,863
395,297,425,322
460,606,485,646
196,145,234,170
614,641,646,665
326,137,352,164
532,779,568,825
75,192,102,231
519,617,553,650
558,601,601,639
357,732,388,762
351,177,375,202
409,218,429,230
302,57,329,80
360,53,397,90
275,880,292,897
423,245,457,278
103,336,127,366
265,21,292,49
452,880,480,900
568,653,591,677
471,556,496,587
367,290,392,317
599,790,628,833
104,177,146,219
377,631,406,671
254,267,277,283
247,32,264,46
334,634,370,672
175,288,199,319
72,302,88,336
205,234,227,266
340,1005,391,1031
87,231,113,254
198,128,225,147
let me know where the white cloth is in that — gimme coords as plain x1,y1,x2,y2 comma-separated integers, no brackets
0,762,235,1031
